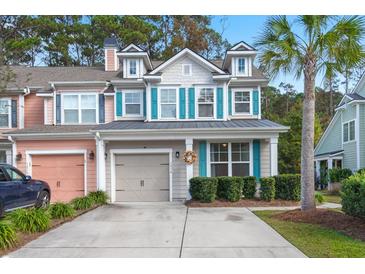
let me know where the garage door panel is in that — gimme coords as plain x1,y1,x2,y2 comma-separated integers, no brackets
31,154,85,203
115,153,169,202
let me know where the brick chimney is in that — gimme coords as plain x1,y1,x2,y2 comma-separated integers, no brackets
104,37,119,71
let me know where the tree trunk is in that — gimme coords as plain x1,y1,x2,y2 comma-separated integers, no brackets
301,55,316,211
329,76,333,116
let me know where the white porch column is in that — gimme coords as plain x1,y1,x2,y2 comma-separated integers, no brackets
270,137,278,176
185,138,193,200
96,138,106,191
315,160,320,181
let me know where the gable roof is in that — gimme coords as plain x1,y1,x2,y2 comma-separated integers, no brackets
120,43,144,52
148,48,227,75
230,41,256,51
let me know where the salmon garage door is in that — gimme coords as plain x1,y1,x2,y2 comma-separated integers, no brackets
31,154,85,202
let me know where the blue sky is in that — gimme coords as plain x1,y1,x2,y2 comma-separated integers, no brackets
210,16,325,93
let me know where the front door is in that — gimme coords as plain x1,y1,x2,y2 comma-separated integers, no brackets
115,154,169,202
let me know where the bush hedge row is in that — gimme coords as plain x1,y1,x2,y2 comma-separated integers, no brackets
217,177,243,202
274,174,301,201
189,177,218,202
328,168,353,183
260,177,275,201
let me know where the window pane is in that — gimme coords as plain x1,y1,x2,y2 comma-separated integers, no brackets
232,143,250,161
64,110,79,123
81,109,96,123
126,104,140,115
343,123,349,142
0,115,8,127
199,104,213,117
235,103,250,113
161,89,176,103
235,92,250,102
129,60,137,75
211,164,228,177
161,104,176,118
125,92,141,104
63,95,78,108
0,151,6,163
81,95,96,108
210,143,228,162
183,65,191,75
232,163,250,177
0,100,9,114
238,58,245,73
349,121,355,140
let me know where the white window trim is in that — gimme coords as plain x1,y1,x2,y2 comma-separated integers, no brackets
236,57,249,77
342,119,356,144
123,90,144,118
182,64,192,76
127,59,139,78
207,141,252,177
196,86,216,120
232,88,252,115
158,87,179,120
0,98,12,129
61,93,99,125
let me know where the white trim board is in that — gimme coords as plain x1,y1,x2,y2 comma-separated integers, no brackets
109,148,173,203
25,149,88,196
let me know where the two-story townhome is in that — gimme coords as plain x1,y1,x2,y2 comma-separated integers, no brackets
314,74,365,182
2,38,288,203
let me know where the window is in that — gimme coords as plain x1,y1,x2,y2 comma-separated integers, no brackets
182,64,192,76
124,91,143,116
160,88,177,118
0,168,7,182
237,57,246,75
343,120,355,143
128,59,137,76
233,91,250,114
63,94,97,124
0,99,10,128
210,142,251,177
198,88,214,118
0,151,7,163
210,143,229,176
3,166,24,181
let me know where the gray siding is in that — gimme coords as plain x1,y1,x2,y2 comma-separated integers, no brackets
105,140,187,201
360,104,365,167
315,112,342,155
342,105,356,122
161,55,214,85
343,141,357,171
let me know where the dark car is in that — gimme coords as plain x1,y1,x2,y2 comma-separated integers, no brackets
0,164,51,217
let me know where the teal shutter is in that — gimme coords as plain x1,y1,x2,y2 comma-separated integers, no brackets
179,88,186,119
228,88,232,115
116,91,123,116
151,87,158,119
199,141,207,176
253,90,259,115
253,139,261,179
143,89,146,116
188,87,195,119
216,87,223,119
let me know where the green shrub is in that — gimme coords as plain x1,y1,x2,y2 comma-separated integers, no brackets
189,177,218,203
260,177,275,201
72,196,94,210
216,177,243,202
341,173,365,219
356,168,365,175
274,174,301,201
328,168,353,183
49,203,75,219
315,192,324,204
9,208,50,233
242,176,257,199
0,222,17,249
88,191,108,205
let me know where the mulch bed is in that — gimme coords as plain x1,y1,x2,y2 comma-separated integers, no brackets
0,205,100,257
274,209,365,242
186,199,300,208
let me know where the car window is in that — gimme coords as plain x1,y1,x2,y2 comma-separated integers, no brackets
0,168,8,182
3,167,25,181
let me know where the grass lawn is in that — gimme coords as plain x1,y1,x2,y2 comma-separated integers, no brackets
319,191,342,204
255,210,365,258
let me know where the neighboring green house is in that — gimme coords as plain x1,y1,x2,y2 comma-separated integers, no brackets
314,75,365,182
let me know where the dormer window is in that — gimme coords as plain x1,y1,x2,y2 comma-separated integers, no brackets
127,59,138,78
237,57,246,75
182,64,192,76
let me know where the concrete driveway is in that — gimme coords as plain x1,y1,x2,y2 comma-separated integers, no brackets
8,203,305,258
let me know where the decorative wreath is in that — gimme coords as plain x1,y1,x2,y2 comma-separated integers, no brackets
183,150,197,165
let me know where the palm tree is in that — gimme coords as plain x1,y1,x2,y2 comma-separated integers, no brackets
255,16,365,210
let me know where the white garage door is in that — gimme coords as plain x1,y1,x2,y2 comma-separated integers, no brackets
115,154,169,202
